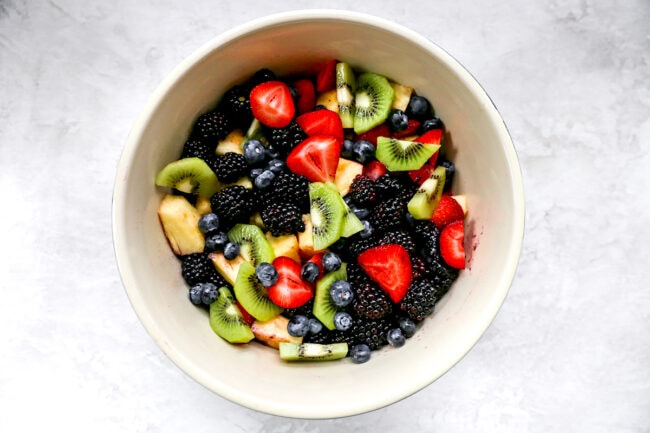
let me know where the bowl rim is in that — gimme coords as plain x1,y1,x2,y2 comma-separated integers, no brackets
112,8,525,418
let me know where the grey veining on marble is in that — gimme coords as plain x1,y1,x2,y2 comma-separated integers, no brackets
1,0,648,432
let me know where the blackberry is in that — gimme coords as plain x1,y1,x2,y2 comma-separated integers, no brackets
399,277,439,321
248,68,277,87
352,279,394,320
256,170,310,213
219,85,253,128
347,175,377,207
374,173,417,199
211,152,248,183
348,316,396,351
191,110,233,142
344,234,381,262
180,138,215,162
427,257,459,296
411,255,429,279
261,202,305,236
377,230,417,255
181,253,229,288
267,121,307,158
209,185,254,229
369,197,407,234
413,220,442,261
282,299,314,319
304,327,348,346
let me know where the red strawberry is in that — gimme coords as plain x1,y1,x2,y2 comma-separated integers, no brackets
306,253,324,280
430,195,464,229
362,160,388,181
296,109,344,144
417,128,443,145
392,119,421,138
249,80,295,128
407,128,443,184
355,123,390,146
316,59,338,92
357,244,413,303
439,220,465,269
267,256,314,308
292,78,316,114
235,301,255,326
286,135,342,183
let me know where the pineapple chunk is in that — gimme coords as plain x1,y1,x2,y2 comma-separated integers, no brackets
157,194,204,255
266,233,300,262
216,129,245,155
334,158,364,196
316,89,338,112
297,214,318,258
209,252,245,286
251,315,302,349
390,82,414,111
195,195,212,215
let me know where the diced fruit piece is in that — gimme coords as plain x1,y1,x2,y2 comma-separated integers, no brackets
390,82,414,111
267,256,314,308
209,252,245,285
316,59,338,93
339,196,365,238
304,252,324,281
157,194,205,255
227,223,275,267
309,182,346,251
297,214,319,258
195,195,212,215
335,62,356,128
358,244,412,303
265,232,300,263
355,123,390,146
375,137,440,172
250,80,295,128
292,78,316,114
392,119,421,138
408,157,437,185
242,118,269,148
251,315,302,349
353,72,394,134
279,342,348,361
155,157,220,197
233,261,283,321
296,109,344,144
216,129,245,155
362,160,388,181
417,128,444,145
407,166,446,220
209,286,255,344
430,195,465,229
452,194,468,216
286,135,342,183
439,220,466,269
334,158,364,196
236,301,255,326
315,89,338,112
313,264,347,330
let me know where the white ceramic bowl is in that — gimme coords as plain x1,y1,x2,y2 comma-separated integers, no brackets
113,10,524,419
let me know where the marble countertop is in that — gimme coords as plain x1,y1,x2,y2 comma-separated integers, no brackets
1,1,648,432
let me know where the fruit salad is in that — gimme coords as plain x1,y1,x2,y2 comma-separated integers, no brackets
154,60,467,363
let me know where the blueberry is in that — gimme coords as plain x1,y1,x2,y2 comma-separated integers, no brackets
255,262,278,287
333,311,353,331
189,284,204,305
439,159,455,191
352,206,369,220
341,138,355,159
301,261,320,283
243,139,266,165
386,328,406,347
359,220,373,239
399,317,417,338
267,158,285,174
329,280,354,307
308,318,323,335
328,237,348,254
352,140,375,164
406,95,431,120
249,167,264,179
322,252,342,272
388,109,409,132
254,169,275,189
223,242,240,260
200,282,220,305
405,212,417,228
265,146,280,160
204,231,229,253
198,213,220,234
350,344,371,364
421,117,444,132
287,314,310,337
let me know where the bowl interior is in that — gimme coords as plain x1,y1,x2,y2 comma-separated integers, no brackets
113,11,524,419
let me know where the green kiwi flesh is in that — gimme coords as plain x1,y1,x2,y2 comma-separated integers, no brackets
336,62,356,128
353,72,394,134
155,157,220,197
209,286,255,343
339,196,364,238
375,137,440,172
279,342,348,361
407,166,447,220
313,264,347,330
233,260,283,321
309,182,346,251
227,224,275,267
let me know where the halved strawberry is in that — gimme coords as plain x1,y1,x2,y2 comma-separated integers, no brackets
357,244,413,303
355,123,390,146
316,59,338,93
292,78,316,114
250,80,295,128
286,135,342,183
430,195,465,229
392,119,421,138
267,256,314,308
296,109,344,144
439,220,465,269
362,160,388,181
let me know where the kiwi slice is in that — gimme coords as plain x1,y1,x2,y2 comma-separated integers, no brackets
309,182,346,251
155,157,220,197
241,118,269,148
233,260,283,321
313,264,347,330
407,166,447,220
279,342,348,361
375,136,440,172
353,72,395,134
339,197,364,238
336,62,356,128
227,224,275,267
209,286,255,344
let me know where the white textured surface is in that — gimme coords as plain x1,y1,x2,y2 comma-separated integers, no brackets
1,0,648,431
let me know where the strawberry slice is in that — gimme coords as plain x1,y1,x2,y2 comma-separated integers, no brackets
235,301,255,326
292,78,316,114
430,195,465,229
417,128,443,145
392,119,421,138
355,123,390,146
296,109,344,144
408,128,443,184
286,135,342,183
316,59,338,92
306,253,324,280
439,220,466,269
362,160,388,181
267,256,314,308
357,244,413,303
249,80,295,128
